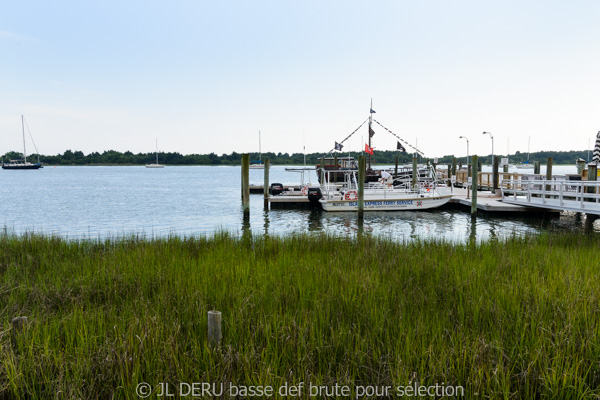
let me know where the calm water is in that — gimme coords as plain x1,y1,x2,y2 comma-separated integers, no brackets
0,165,593,241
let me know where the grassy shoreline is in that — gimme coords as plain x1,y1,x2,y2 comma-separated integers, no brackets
1,232,599,399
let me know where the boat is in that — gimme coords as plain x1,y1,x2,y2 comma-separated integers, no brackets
145,139,164,168
318,101,426,184
249,131,266,169
316,167,452,212
515,137,532,169
2,115,43,170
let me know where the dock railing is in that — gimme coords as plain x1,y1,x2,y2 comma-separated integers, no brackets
501,179,600,215
438,169,531,190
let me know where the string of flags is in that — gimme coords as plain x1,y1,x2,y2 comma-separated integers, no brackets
328,118,369,154
373,119,424,156
329,111,423,157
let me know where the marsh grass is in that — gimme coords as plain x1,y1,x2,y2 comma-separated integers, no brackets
1,231,599,399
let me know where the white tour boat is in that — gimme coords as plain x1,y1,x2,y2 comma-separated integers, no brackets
317,168,452,212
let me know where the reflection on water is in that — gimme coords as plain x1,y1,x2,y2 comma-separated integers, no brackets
258,206,592,243
1,165,598,241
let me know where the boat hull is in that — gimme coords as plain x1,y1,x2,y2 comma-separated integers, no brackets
145,164,165,168
319,194,452,211
2,163,43,170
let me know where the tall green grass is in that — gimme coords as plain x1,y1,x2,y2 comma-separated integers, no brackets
1,232,599,399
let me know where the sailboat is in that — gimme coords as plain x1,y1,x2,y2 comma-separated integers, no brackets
249,131,266,169
515,137,532,169
2,115,43,170
145,139,165,168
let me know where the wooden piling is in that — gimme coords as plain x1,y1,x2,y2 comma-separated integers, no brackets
546,156,553,192
587,163,597,195
358,156,365,217
534,161,540,174
492,155,499,194
263,158,270,209
11,316,28,332
241,154,250,214
576,158,586,175
451,157,457,177
11,316,28,350
412,157,418,188
395,155,399,178
471,155,478,216
208,310,222,348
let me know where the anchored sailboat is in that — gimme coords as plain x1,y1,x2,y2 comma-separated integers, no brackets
249,130,266,169
2,115,43,170
145,139,165,168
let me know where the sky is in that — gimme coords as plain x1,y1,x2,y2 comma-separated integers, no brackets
1,0,599,160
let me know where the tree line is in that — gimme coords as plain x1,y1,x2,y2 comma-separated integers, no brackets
0,149,591,166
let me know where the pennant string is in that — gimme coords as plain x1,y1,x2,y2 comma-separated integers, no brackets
372,119,425,156
327,118,369,155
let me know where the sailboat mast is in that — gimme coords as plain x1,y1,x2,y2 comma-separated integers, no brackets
22,115,27,162
259,130,262,163
527,136,530,161
155,139,159,164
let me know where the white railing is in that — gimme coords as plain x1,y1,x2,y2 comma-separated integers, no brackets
501,179,600,215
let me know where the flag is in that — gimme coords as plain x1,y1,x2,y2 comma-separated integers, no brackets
397,141,406,153
334,141,343,151
369,126,375,138
364,144,374,155
370,108,376,113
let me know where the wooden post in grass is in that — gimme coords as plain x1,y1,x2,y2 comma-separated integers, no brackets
358,156,365,216
241,154,250,214
11,316,28,350
208,311,222,347
471,155,478,216
263,158,270,209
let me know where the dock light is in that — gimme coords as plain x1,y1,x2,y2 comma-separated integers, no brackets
483,131,494,166
459,136,469,167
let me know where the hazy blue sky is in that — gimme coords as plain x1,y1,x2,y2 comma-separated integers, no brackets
1,0,599,160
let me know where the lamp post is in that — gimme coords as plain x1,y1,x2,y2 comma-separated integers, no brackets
482,131,493,163
459,136,469,198
459,136,469,169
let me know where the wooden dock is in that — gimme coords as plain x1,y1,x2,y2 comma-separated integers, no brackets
447,187,558,214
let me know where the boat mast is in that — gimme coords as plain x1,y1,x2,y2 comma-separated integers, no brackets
259,130,262,163
527,136,530,162
155,139,159,164
22,115,27,163
368,99,373,170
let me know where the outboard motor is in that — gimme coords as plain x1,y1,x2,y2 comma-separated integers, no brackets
270,183,284,196
307,187,323,204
